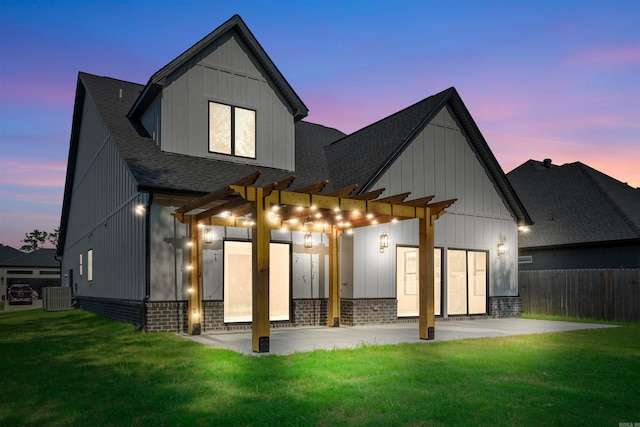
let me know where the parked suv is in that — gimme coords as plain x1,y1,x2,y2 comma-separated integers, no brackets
7,284,35,305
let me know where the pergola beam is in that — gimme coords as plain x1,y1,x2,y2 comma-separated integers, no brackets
175,171,261,216
174,179,456,349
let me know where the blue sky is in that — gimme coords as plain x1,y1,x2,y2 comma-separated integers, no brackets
1,0,639,249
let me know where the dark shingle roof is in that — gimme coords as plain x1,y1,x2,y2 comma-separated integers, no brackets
0,245,23,262
323,87,532,225
325,89,452,191
507,160,640,248
79,73,333,194
0,248,59,268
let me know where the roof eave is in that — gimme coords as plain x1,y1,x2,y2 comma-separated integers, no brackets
57,74,87,258
447,91,534,226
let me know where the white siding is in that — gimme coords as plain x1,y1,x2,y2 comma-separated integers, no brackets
159,31,295,170
61,93,146,300
352,105,519,301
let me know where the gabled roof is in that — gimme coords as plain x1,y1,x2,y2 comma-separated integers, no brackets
57,73,336,257
507,159,640,248
324,87,532,225
0,248,59,268
128,14,308,122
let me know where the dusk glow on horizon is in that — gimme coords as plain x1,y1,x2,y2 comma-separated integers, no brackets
1,0,639,249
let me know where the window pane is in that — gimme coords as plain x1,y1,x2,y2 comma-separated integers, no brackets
467,251,486,314
234,107,255,158
396,247,418,317
447,250,467,315
87,249,93,282
79,253,83,276
223,241,289,323
396,247,441,317
434,248,441,316
209,102,231,154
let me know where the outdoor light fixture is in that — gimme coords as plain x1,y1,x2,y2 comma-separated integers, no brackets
203,226,214,244
304,232,313,248
134,204,145,216
497,242,506,256
380,232,389,253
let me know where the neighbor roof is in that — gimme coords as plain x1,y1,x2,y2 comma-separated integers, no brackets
0,248,59,268
0,245,23,262
507,160,640,248
128,14,308,122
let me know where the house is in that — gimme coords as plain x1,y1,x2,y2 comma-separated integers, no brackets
507,159,640,320
57,14,531,351
0,247,61,300
508,159,640,269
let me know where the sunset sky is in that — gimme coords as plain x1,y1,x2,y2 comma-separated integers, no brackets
1,0,639,250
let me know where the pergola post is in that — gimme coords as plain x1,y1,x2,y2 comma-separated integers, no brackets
188,216,202,335
419,206,435,340
252,187,270,352
328,226,340,327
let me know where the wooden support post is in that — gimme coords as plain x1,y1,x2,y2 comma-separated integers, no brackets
252,188,270,352
188,216,202,335
419,207,435,340
328,226,340,327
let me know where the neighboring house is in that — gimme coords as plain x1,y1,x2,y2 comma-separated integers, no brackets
508,159,640,269
507,159,640,321
57,15,531,350
0,247,61,299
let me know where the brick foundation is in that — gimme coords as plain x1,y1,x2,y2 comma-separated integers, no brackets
145,301,188,332
489,296,522,318
76,297,144,327
292,299,328,326
340,298,397,326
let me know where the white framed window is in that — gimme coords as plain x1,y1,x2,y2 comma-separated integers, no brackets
87,249,93,282
79,253,83,277
208,101,256,158
223,241,290,323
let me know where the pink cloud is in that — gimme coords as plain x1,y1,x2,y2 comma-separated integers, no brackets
0,158,66,188
0,75,76,107
565,43,640,71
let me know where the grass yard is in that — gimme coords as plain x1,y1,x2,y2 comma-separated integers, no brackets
1,310,638,426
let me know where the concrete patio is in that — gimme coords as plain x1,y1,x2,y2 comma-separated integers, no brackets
180,318,615,356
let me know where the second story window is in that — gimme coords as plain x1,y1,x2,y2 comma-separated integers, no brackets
208,101,256,158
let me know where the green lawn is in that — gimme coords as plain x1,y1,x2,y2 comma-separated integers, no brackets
1,310,638,426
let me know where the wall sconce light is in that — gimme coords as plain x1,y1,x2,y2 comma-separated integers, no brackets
380,232,389,253
304,232,313,248
203,226,214,244
497,242,506,256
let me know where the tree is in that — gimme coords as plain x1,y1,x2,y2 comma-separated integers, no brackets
21,229,54,252
47,227,60,248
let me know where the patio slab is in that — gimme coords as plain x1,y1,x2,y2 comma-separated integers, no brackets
180,318,616,356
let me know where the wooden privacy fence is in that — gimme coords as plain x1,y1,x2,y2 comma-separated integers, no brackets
520,269,640,321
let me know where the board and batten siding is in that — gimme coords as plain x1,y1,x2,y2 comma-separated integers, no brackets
140,95,162,145
61,91,146,301
155,31,295,171
347,105,518,301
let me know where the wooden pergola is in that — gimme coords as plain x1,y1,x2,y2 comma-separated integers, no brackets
172,171,455,353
